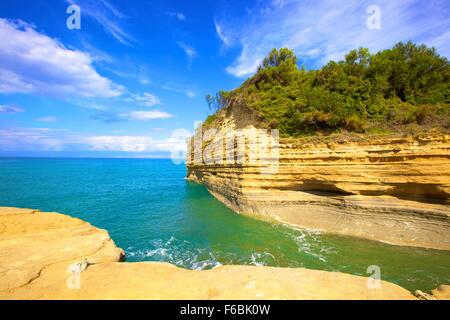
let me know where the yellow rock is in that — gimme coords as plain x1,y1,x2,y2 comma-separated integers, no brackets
431,285,450,300
186,103,450,250
0,207,418,300
0,207,124,294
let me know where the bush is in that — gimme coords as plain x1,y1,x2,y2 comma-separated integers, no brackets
206,44,450,136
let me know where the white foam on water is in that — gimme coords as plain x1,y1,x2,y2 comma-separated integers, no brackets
287,229,335,263
249,252,276,266
126,236,222,270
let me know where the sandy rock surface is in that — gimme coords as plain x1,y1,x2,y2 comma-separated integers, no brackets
0,207,419,300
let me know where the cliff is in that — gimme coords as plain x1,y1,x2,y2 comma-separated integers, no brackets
0,207,420,300
186,103,450,250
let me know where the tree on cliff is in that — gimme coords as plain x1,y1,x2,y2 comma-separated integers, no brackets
206,43,450,136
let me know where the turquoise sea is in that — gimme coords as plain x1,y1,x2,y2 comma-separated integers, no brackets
0,158,448,291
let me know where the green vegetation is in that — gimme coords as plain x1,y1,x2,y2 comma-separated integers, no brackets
206,42,450,136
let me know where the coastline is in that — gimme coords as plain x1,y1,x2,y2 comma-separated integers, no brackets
186,101,450,250
0,206,434,300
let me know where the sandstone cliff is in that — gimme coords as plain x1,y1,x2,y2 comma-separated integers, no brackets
0,207,420,300
186,103,450,250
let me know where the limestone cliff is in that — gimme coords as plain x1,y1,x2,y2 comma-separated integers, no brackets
0,207,419,300
186,103,450,250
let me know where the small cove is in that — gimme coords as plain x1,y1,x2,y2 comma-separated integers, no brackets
0,157,448,292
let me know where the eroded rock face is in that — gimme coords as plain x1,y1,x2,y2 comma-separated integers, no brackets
186,104,450,250
0,207,419,300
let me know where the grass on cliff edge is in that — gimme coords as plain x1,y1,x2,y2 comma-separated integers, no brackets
205,42,450,138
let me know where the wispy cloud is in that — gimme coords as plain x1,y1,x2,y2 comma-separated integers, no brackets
66,0,136,45
168,12,186,21
80,41,114,63
214,19,232,48
68,99,108,111
131,92,161,107
162,84,196,98
105,61,152,86
177,41,197,60
90,111,124,123
217,0,450,77
0,104,24,114
35,116,58,123
0,18,122,98
91,109,173,123
121,110,173,121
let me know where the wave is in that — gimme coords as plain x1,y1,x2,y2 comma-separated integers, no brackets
126,236,222,270
126,236,282,270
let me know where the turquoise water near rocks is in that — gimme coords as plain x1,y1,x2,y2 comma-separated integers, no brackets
0,158,448,292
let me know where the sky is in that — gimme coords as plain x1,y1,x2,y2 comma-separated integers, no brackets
0,0,449,157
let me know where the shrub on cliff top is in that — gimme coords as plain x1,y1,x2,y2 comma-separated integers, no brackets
206,43,450,136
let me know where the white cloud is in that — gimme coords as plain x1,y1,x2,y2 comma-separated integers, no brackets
226,56,262,78
132,92,161,107
88,134,186,153
0,127,186,153
121,110,173,121
35,116,57,122
177,41,197,59
219,0,450,77
0,127,67,151
0,18,122,98
0,104,24,114
83,135,155,152
82,135,185,152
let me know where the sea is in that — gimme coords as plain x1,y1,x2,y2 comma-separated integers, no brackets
0,157,448,291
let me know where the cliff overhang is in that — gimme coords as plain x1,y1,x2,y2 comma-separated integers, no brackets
186,103,450,250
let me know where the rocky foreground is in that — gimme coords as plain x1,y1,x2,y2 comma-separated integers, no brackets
2,206,446,300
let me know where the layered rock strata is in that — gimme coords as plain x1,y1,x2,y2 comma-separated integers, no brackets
186,104,450,250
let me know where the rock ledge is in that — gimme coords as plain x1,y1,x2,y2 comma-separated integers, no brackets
0,207,429,300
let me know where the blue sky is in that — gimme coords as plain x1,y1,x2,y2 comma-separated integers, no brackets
0,0,449,157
